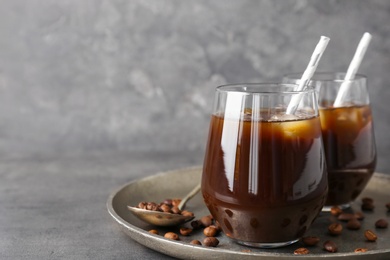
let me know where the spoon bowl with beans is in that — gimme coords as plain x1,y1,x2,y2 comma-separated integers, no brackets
127,183,201,226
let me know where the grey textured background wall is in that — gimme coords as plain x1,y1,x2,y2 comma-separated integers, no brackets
0,0,389,172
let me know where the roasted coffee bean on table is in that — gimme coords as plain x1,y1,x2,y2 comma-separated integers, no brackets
346,218,361,230
164,232,179,240
354,248,369,253
364,230,378,242
301,236,320,246
328,223,343,235
294,247,309,255
203,237,219,247
323,240,338,253
375,219,388,229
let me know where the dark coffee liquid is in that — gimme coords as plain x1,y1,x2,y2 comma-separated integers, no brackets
320,105,376,206
202,113,327,243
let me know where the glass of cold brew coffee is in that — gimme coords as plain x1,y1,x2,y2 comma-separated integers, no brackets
201,84,328,248
284,73,377,209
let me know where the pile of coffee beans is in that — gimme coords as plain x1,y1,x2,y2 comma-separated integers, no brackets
136,198,194,217
296,197,389,255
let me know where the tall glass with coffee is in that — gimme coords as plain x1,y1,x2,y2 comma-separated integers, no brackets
202,84,328,248
284,73,376,209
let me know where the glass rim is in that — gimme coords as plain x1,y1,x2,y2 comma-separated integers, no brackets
216,83,316,95
284,72,367,83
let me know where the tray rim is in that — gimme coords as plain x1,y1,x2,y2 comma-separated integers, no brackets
107,166,390,259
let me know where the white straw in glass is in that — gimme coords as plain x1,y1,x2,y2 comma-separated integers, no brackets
333,32,372,107
286,36,330,114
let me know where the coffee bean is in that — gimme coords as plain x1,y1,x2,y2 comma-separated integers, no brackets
330,206,342,216
328,223,343,235
301,236,320,246
375,219,388,229
362,197,373,204
209,224,221,233
203,226,218,237
146,202,159,211
159,203,172,213
323,240,338,253
164,232,179,240
386,202,390,211
171,206,181,214
148,229,159,235
346,218,361,230
190,240,201,245
200,216,213,227
203,237,219,247
354,248,368,253
354,211,365,220
338,213,354,221
191,220,203,230
364,230,377,242
137,202,147,209
294,247,309,255
179,227,193,236
172,199,182,207
163,199,173,206
181,210,194,217
361,202,375,211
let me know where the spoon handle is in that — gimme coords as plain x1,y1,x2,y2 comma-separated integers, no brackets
178,183,201,210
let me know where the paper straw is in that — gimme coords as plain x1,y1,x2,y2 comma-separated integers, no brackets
286,36,330,114
333,32,372,107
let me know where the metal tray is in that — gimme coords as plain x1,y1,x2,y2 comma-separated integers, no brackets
107,166,390,259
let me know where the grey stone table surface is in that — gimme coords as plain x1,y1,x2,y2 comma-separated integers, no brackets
1,151,206,259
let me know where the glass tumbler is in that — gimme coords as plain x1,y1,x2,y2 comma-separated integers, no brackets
284,73,377,209
201,84,328,248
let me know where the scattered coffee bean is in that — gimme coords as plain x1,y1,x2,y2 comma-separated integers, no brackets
354,211,365,220
294,247,309,255
191,220,203,230
301,236,320,246
190,240,201,245
323,240,338,253
200,216,213,227
362,197,374,204
164,232,179,240
354,248,368,253
361,202,375,211
386,202,390,211
179,227,193,236
338,213,354,221
209,224,221,233
328,223,343,235
148,229,159,235
330,206,342,216
375,219,388,229
364,230,377,242
203,237,219,247
203,226,218,237
346,218,361,230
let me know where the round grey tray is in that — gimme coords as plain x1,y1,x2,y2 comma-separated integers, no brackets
107,166,390,259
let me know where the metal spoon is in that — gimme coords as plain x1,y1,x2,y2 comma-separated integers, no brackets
127,183,201,226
